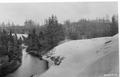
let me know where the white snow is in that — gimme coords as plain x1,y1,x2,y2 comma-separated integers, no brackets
12,34,28,40
39,34,118,77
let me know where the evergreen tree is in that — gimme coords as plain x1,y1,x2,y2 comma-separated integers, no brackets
110,15,118,36
45,15,65,50
26,29,40,52
0,30,22,61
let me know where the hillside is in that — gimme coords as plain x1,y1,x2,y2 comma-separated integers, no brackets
38,34,118,77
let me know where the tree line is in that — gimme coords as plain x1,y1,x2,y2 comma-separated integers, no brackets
0,15,118,66
63,15,118,39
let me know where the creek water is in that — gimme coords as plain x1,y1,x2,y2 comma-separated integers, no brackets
6,48,48,77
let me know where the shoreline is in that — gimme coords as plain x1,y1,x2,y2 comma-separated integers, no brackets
1,60,21,77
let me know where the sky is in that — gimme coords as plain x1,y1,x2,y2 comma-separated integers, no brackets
0,2,118,25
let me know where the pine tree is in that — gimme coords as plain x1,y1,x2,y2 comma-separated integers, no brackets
110,15,118,36
26,29,40,52
45,15,65,50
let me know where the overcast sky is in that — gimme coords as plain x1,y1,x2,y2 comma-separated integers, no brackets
0,2,118,25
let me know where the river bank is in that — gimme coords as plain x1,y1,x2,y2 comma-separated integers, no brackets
0,60,21,77
6,48,48,77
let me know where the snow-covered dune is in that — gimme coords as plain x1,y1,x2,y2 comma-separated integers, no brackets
39,34,118,77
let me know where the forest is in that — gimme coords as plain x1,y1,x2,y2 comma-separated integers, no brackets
0,15,118,76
